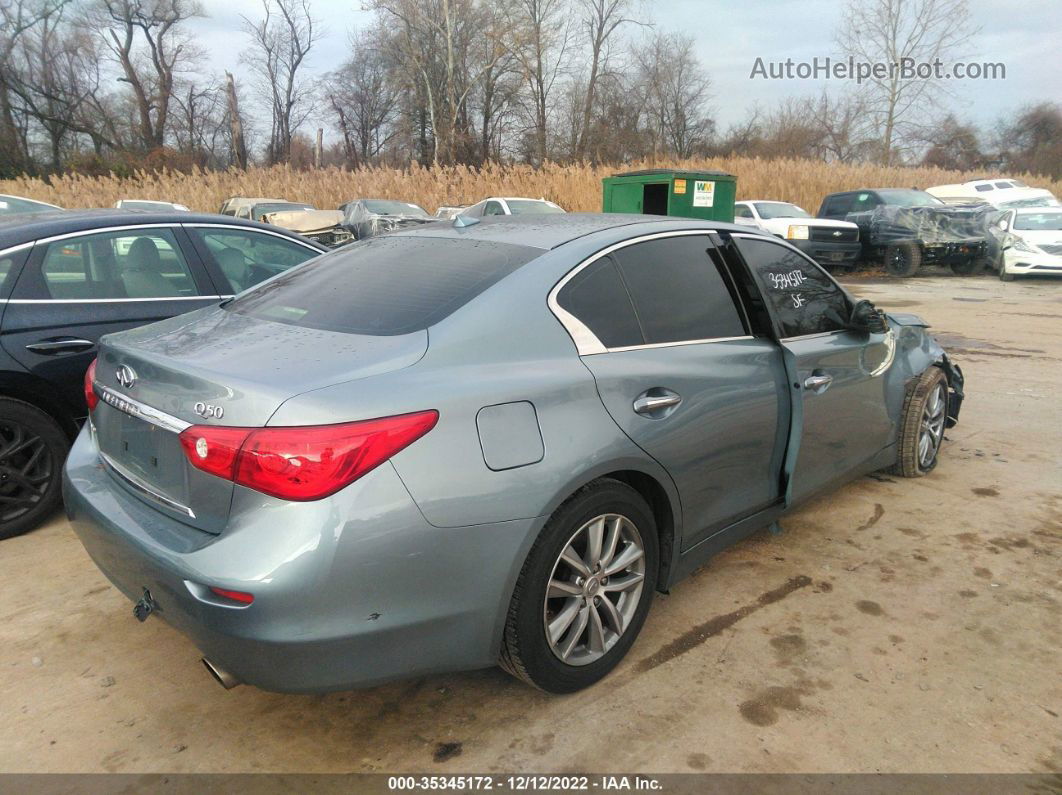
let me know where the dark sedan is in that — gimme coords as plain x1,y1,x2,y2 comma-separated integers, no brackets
0,210,325,539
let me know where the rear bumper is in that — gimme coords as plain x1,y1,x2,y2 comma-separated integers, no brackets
63,426,535,692
791,239,862,266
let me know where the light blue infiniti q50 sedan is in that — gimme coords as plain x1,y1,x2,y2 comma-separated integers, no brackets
64,214,963,694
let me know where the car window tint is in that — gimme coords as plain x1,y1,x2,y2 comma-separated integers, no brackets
228,236,540,336
734,237,850,338
734,205,754,219
191,228,318,293
0,249,28,295
612,236,747,344
556,255,642,348
40,228,197,299
484,201,504,216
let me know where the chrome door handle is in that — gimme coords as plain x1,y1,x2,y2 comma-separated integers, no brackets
633,394,682,414
25,338,96,354
803,374,833,390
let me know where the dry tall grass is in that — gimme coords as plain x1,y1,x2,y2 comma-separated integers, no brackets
2,158,1058,215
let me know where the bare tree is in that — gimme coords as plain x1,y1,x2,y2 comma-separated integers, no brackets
507,0,573,164
242,0,320,164
327,26,400,167
373,0,511,165
994,103,1062,180
837,0,976,164
90,0,203,150
0,0,72,174
635,32,712,158
573,0,641,161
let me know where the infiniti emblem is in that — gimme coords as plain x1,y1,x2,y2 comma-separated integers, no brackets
115,364,137,389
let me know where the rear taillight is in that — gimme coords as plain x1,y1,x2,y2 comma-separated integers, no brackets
84,359,98,412
178,426,252,480
178,411,438,501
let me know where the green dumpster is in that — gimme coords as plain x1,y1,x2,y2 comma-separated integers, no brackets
601,169,737,223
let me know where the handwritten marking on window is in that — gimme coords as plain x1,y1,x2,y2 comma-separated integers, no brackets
769,269,808,290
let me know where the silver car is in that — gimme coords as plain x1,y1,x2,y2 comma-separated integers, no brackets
64,215,964,694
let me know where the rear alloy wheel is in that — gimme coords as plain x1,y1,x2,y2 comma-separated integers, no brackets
888,367,948,478
884,242,921,277
500,479,658,692
0,398,69,540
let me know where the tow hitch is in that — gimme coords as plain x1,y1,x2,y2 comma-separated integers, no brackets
133,588,160,622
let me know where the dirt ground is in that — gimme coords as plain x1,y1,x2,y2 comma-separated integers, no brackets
1,272,1060,775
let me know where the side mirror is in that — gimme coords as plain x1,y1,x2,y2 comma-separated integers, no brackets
848,299,888,334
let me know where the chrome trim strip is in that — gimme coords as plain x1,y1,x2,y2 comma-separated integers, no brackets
16,222,184,246
99,450,196,519
95,384,192,434
596,335,754,354
547,230,721,356
5,295,221,304
0,241,34,260
781,329,847,342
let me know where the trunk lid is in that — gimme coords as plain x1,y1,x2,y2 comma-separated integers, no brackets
92,306,427,532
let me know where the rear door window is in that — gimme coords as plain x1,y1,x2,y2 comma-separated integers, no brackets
611,235,747,344
39,228,198,299
734,236,850,338
227,236,540,335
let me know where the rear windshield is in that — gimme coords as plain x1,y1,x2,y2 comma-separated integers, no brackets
226,236,540,336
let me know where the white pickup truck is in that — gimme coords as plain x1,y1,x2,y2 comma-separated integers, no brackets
734,200,862,270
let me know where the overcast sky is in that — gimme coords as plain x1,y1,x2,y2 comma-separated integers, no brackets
188,0,1062,139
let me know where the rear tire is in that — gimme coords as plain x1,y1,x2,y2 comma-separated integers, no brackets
888,367,948,478
0,398,69,540
884,243,921,277
499,479,658,693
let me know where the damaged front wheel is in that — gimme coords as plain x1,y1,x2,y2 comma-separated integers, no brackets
888,366,949,478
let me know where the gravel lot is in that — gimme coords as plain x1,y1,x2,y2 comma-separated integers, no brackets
1,272,1059,774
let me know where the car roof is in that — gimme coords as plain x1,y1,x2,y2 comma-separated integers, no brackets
0,194,63,209
0,209,319,250
483,197,558,203
391,213,754,250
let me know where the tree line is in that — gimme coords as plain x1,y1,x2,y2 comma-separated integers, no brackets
0,0,1058,180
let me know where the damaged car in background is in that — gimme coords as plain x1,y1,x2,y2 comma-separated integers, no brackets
986,206,1062,281
338,199,435,240
818,188,990,277
66,214,963,696
219,197,352,248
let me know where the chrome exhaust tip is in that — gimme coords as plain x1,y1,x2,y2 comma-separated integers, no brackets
202,658,241,689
